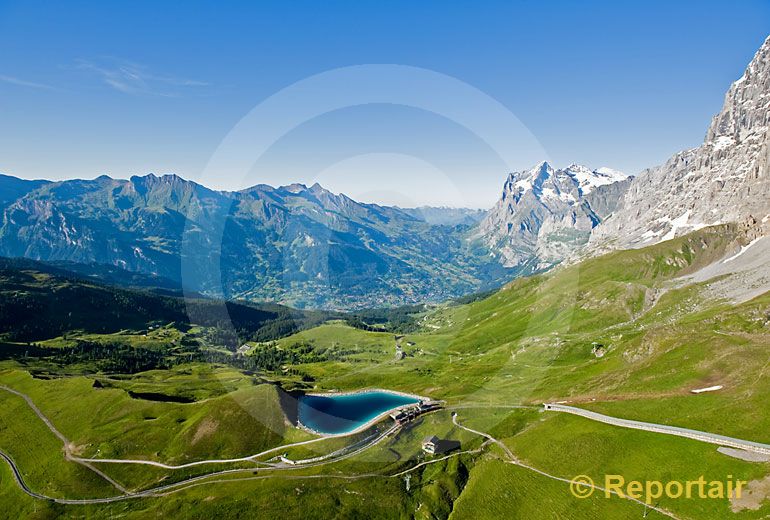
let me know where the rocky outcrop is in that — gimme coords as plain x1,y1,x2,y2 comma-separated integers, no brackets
591,36,770,250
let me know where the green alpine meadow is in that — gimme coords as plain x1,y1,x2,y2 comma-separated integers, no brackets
1,2,769,519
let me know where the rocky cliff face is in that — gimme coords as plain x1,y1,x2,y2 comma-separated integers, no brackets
591,36,770,250
473,161,631,271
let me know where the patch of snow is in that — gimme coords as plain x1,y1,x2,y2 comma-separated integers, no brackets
691,385,723,394
712,135,735,151
514,178,532,192
564,164,629,195
541,187,575,203
661,210,691,241
595,166,629,180
540,187,557,200
723,236,764,263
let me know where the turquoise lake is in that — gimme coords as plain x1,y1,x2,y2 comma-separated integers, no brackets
298,391,420,435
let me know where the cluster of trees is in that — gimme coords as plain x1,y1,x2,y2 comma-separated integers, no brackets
452,288,498,305
241,341,327,371
52,340,177,373
284,367,315,382
20,337,335,376
346,303,426,333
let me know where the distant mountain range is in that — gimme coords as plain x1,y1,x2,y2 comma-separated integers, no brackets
4,36,768,311
0,165,629,310
398,206,486,226
0,173,515,310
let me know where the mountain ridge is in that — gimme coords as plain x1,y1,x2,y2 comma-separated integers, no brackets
0,163,634,309
473,161,632,271
0,172,517,310
590,35,770,251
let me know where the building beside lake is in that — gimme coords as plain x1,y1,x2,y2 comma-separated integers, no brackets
389,399,442,425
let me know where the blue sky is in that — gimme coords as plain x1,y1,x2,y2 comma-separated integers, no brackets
1,0,768,208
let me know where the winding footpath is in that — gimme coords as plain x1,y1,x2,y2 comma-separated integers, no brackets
71,437,329,470
0,385,129,494
0,384,404,504
450,412,515,460
451,413,681,520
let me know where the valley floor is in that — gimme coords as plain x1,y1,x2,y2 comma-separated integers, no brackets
1,364,769,519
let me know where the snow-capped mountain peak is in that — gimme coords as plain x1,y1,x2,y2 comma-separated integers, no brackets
474,161,633,270
510,160,554,193
507,162,629,199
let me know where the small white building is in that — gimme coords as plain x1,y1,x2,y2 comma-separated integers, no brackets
422,435,439,454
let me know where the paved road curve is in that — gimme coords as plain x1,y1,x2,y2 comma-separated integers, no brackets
544,403,770,455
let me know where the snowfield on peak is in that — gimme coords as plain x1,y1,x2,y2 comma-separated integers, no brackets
563,164,631,195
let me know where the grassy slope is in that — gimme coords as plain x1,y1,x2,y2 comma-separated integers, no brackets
265,224,770,518
451,460,660,520
0,387,119,499
1,224,769,518
281,226,769,429
0,367,309,494
507,412,770,519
